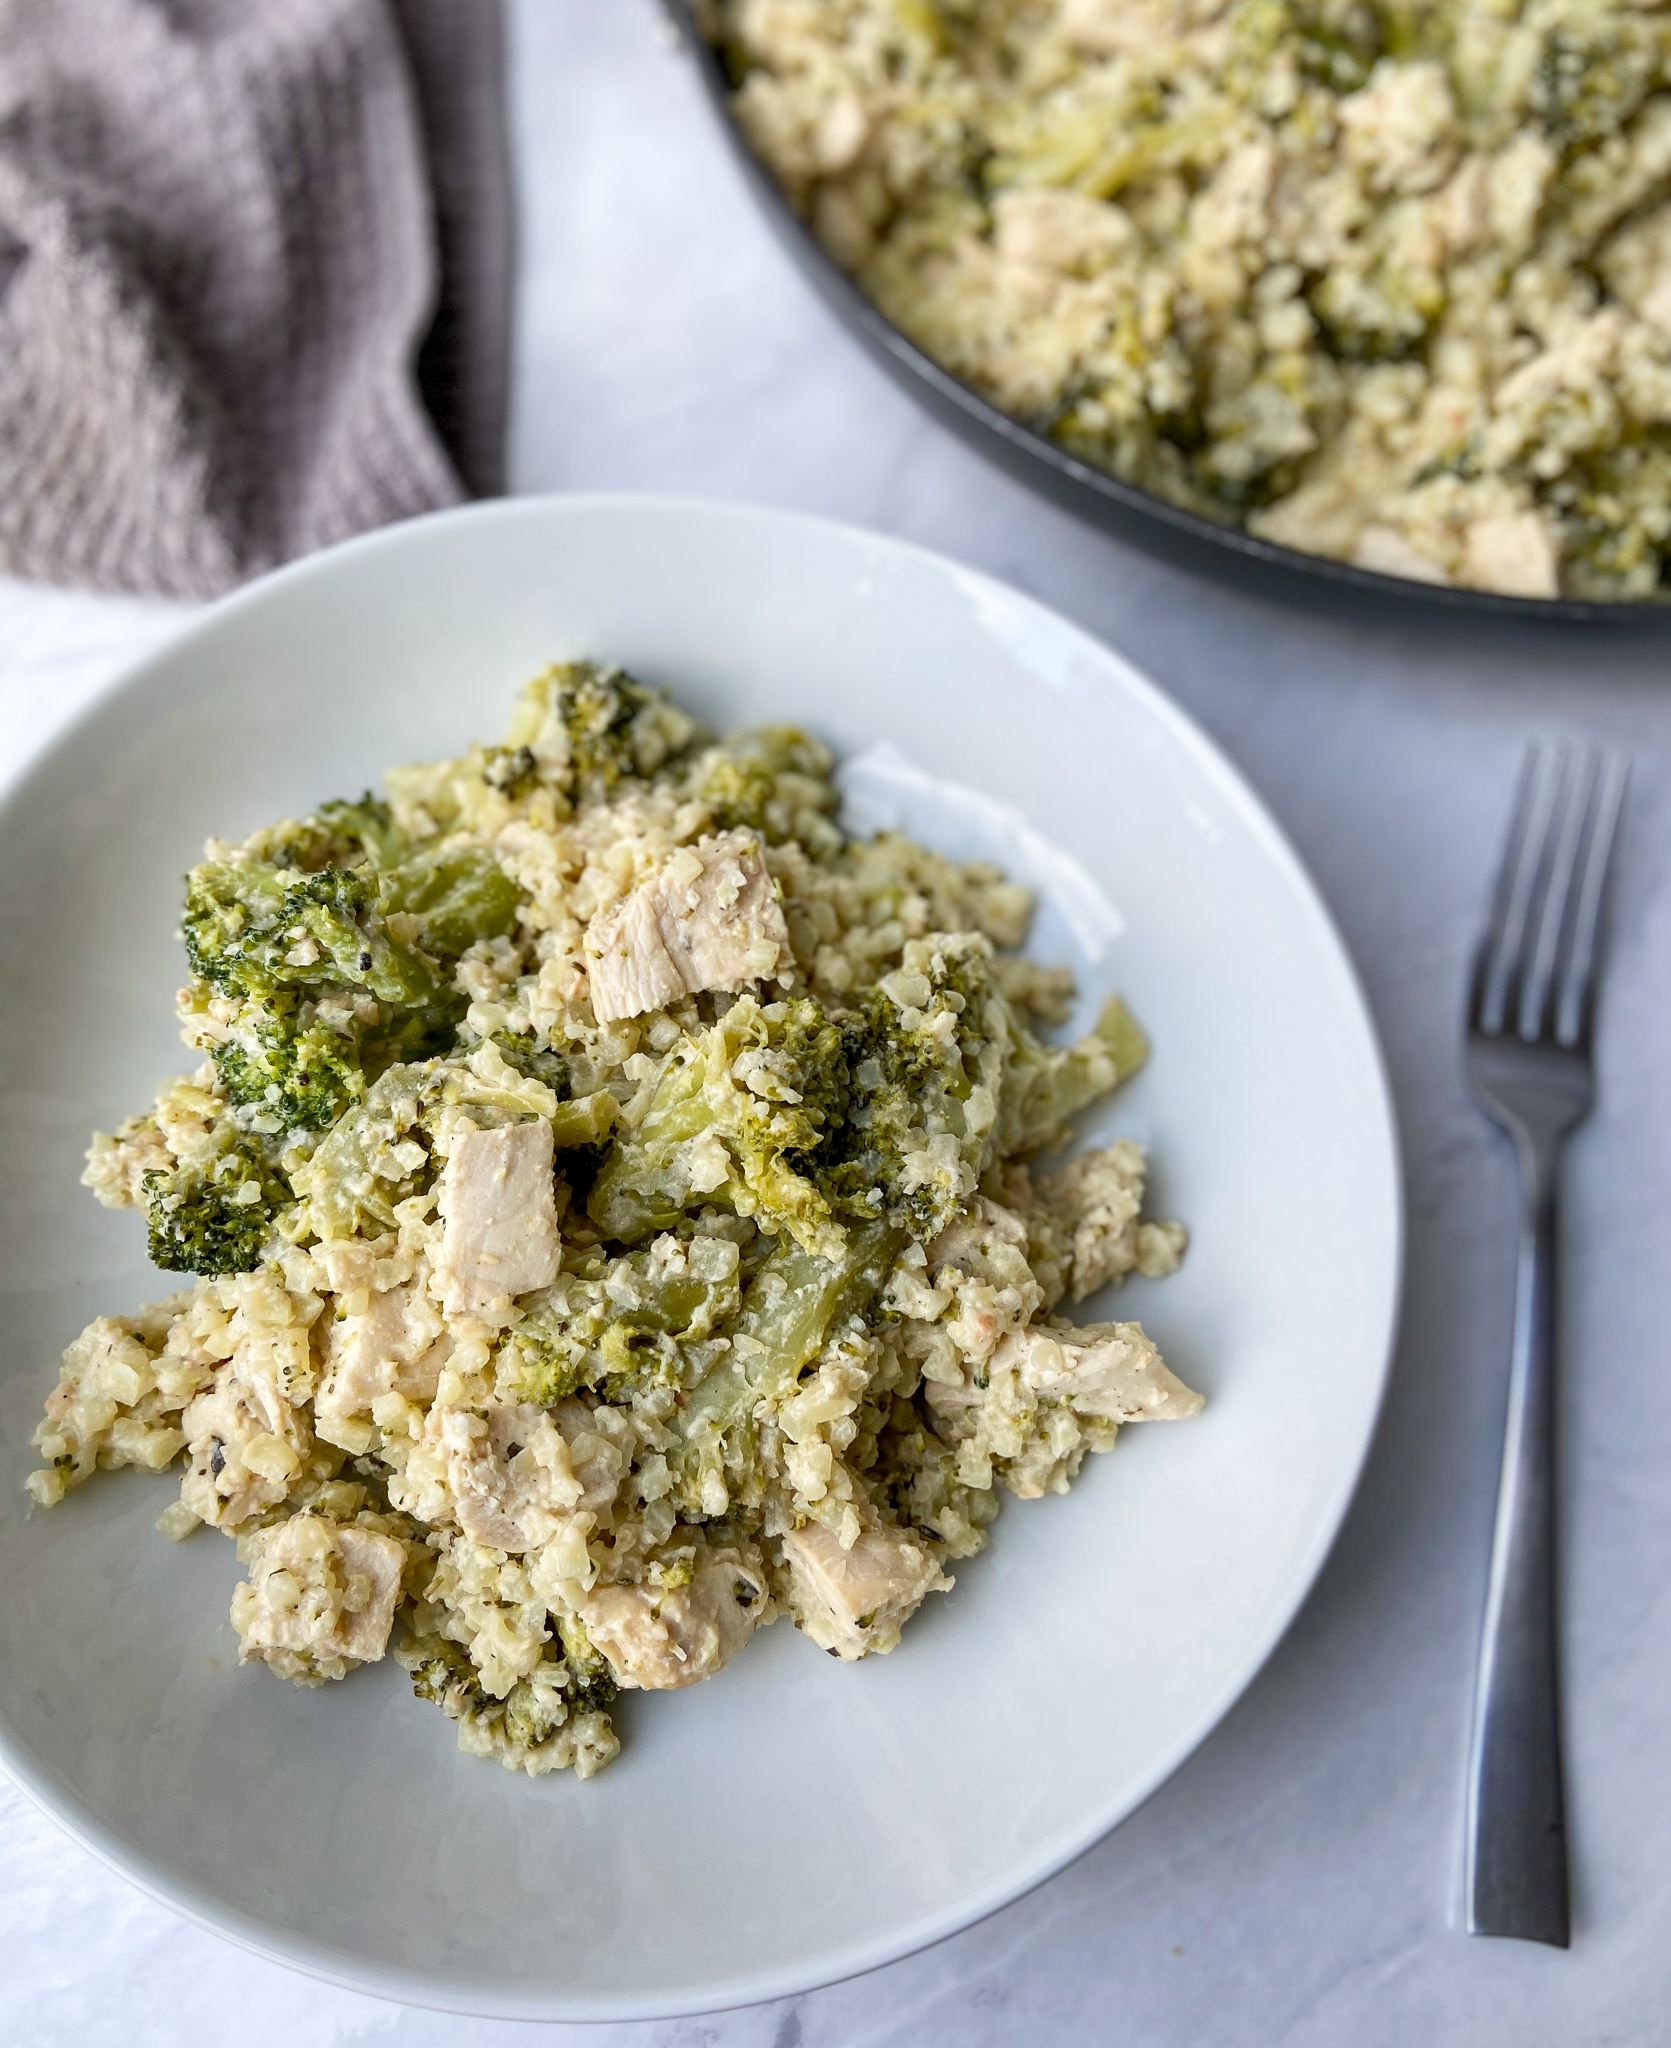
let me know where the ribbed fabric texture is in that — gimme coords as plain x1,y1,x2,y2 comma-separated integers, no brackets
0,0,511,600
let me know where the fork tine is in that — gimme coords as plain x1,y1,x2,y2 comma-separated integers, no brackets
1554,750,1629,1049
1518,749,1595,1042
1477,743,1564,1037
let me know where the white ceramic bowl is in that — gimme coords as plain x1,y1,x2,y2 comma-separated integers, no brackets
0,496,1401,2020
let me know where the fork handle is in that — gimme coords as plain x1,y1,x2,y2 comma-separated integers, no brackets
1465,1152,1569,1946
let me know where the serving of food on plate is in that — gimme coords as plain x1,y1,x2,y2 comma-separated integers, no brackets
717,0,1671,603
0,495,1400,2016
27,658,1199,1779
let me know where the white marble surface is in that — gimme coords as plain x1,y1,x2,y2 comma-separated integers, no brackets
4,3,1671,2040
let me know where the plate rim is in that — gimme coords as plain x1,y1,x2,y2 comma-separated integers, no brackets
0,492,1405,2020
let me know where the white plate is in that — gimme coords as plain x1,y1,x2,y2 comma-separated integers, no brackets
0,496,1401,2021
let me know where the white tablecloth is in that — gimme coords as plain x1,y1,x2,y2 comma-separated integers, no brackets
5,5,1671,2042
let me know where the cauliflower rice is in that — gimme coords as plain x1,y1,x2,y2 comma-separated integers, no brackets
720,0,1671,601
29,663,1198,1778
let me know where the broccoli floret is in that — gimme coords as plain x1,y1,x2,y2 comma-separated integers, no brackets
144,1134,290,1275
503,661,699,804
585,940,1137,1256
511,1232,745,1403
1229,0,1388,94
998,993,1149,1156
1545,436,1671,600
822,933,1006,1240
313,793,407,870
512,1326,598,1407
409,1639,568,1746
234,795,514,942
1309,263,1444,366
673,1220,902,1513
511,1273,640,1406
590,946,1012,1250
240,793,408,873
406,1635,487,1712
210,994,365,1132
1532,19,1663,149
556,1612,619,1715
588,995,849,1254
381,843,521,957
402,1625,615,1764
181,839,521,1152
584,1053,713,1244
292,1061,439,1241
481,743,540,797
711,997,848,1249
182,860,443,1008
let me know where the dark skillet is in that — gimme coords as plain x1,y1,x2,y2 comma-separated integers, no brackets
666,2,1670,626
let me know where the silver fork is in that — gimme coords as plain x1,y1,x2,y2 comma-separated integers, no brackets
1463,741,1629,1949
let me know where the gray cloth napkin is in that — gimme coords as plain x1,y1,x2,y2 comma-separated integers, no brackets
0,0,512,600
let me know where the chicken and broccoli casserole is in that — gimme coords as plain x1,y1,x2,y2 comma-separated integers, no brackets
720,0,1671,601
28,664,1198,1779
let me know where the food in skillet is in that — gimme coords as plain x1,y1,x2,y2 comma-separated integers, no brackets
720,0,1671,600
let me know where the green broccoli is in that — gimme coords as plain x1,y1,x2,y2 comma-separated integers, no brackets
403,1632,600,1759
503,661,699,803
210,994,365,1132
588,995,849,1254
821,933,1006,1240
405,1634,488,1714
182,859,443,1009
672,1220,902,1513
997,992,1149,1156
488,1032,570,1095
181,828,521,1175
381,843,522,958
1228,0,1386,96
556,1612,620,1716
143,1132,291,1275
588,941,1043,1250
293,1061,439,1241
239,793,407,874
1309,263,1444,367
1547,437,1671,600
313,793,408,870
731,1220,901,1388
1531,18,1664,149
583,1053,713,1244
481,743,540,798
511,1232,745,1403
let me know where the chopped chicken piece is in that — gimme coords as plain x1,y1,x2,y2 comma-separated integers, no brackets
232,1512,406,1683
1338,59,1457,196
917,1195,1044,1362
436,1402,602,1552
994,1142,1186,1309
315,1277,448,1435
180,1365,310,1530
1059,0,1225,58
995,1322,1203,1423
1032,1141,1166,1304
779,1518,949,1661
1464,513,1558,600
434,1122,560,1315
994,188,1131,275
584,830,790,1023
579,1543,769,1689
926,1194,1030,1272
1351,526,1449,586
